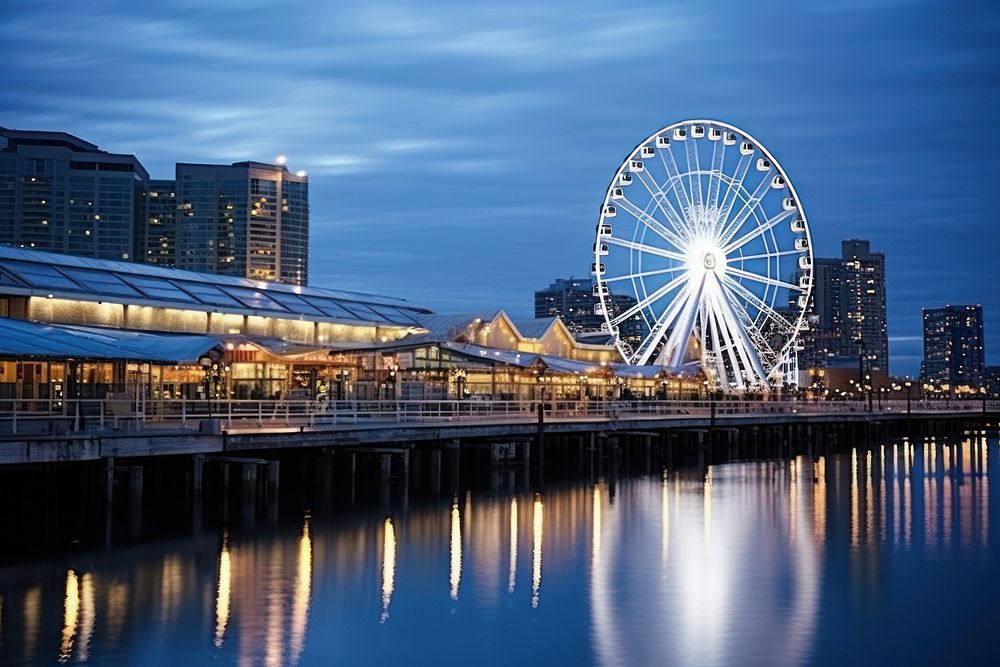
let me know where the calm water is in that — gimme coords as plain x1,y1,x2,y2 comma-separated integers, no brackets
1,436,998,666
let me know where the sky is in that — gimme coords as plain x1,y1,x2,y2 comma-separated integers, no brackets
1,0,998,375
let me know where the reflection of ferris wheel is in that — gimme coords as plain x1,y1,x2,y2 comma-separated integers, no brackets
593,119,813,390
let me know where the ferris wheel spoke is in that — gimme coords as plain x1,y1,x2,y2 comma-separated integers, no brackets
640,160,695,240
712,279,769,385
726,265,802,292
720,284,781,358
621,181,689,250
706,140,726,213
705,282,746,388
722,275,796,335
603,266,685,284
732,248,801,263
633,285,690,365
717,170,774,247
714,154,751,236
661,274,705,368
609,272,687,328
720,288,781,382
604,236,686,263
660,147,695,216
722,208,797,255
701,285,729,383
615,196,688,251
684,139,703,212
633,168,697,243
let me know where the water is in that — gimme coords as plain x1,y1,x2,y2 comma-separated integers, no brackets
1,436,998,666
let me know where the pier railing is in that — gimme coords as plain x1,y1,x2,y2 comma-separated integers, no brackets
0,397,996,436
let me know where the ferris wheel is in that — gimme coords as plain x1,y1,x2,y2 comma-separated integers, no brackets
592,119,813,390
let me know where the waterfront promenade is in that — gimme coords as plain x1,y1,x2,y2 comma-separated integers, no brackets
0,397,994,465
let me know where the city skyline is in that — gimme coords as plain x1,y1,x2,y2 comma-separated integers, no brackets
2,0,997,375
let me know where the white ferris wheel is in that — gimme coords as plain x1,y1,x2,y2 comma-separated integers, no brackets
593,119,814,391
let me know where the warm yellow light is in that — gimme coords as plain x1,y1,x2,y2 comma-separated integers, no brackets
214,531,231,648
381,517,396,623
508,496,518,594
290,515,312,661
59,569,80,662
450,498,462,600
532,493,544,608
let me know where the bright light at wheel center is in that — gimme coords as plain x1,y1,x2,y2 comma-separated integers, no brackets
686,242,726,277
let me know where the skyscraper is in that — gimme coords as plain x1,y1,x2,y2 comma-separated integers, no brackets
0,126,149,261
841,239,888,372
534,277,645,348
799,239,889,373
142,179,176,266
174,161,309,285
920,305,985,393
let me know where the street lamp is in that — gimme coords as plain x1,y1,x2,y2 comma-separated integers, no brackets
199,354,214,417
451,368,467,400
904,380,913,416
703,380,718,426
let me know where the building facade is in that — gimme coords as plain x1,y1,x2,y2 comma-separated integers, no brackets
142,179,176,266
0,248,690,408
920,305,985,393
175,161,309,285
534,277,645,348
799,239,889,373
1,127,311,286
0,126,149,261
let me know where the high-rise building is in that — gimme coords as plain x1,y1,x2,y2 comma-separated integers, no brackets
0,126,311,285
920,305,985,393
841,239,888,372
534,277,645,348
985,366,1000,399
142,179,176,266
797,257,844,368
799,239,888,373
0,126,149,261
175,161,309,285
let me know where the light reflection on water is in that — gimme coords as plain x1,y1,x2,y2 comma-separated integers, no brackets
1,437,998,665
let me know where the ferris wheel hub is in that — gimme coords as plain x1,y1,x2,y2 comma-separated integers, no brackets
703,252,718,270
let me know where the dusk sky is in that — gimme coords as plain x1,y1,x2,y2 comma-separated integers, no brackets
2,0,997,375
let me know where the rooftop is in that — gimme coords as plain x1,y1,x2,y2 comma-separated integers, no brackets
0,246,431,328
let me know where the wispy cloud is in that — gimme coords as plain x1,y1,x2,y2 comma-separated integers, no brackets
2,0,999,374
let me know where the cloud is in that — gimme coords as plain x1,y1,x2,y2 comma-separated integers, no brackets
3,0,999,376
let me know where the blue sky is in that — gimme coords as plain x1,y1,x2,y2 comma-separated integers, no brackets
2,0,997,375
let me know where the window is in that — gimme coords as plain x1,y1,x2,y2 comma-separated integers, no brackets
172,280,244,308
219,285,288,312
59,268,144,297
1,260,85,291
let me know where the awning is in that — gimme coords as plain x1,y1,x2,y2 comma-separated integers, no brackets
0,317,223,363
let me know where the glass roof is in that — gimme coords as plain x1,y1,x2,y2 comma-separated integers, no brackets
0,246,431,326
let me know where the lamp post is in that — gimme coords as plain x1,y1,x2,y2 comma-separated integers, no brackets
198,355,215,418
451,368,467,401
535,370,548,451
904,380,913,417
703,380,717,427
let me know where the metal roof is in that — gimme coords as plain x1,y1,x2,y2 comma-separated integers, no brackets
0,317,222,363
0,246,431,327
511,317,560,339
